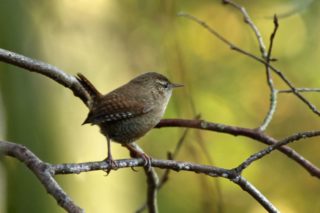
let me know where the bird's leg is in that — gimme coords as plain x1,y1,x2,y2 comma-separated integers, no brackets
104,135,118,174
123,143,152,171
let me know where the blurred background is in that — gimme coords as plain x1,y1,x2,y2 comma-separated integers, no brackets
0,0,320,212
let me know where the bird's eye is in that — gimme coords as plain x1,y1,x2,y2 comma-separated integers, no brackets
156,79,170,89
163,82,169,89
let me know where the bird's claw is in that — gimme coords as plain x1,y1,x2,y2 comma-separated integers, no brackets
141,153,152,172
104,156,118,175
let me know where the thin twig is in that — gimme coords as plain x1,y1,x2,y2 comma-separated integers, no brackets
144,166,159,213
171,42,224,212
160,128,190,187
178,12,320,117
221,1,279,130
157,119,320,178
222,0,267,58
259,15,279,131
0,140,84,213
136,122,192,213
266,15,279,62
123,142,159,213
235,130,320,173
193,129,224,213
279,88,320,93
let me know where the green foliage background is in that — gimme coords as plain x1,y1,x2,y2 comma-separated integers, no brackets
0,0,320,212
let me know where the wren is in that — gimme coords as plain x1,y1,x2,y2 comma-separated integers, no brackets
76,72,182,168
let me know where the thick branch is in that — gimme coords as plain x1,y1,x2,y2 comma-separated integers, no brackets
2,135,301,213
51,159,278,212
0,48,90,106
232,176,278,213
0,140,84,213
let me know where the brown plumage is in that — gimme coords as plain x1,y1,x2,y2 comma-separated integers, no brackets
76,72,182,167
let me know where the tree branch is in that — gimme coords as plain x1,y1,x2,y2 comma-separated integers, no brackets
0,140,84,213
144,167,159,213
157,119,320,178
235,130,320,173
232,176,278,213
44,148,281,212
222,0,267,59
178,10,320,117
4,122,314,213
53,158,279,212
136,125,190,213
7,121,317,213
0,48,90,106
279,88,320,93
258,15,279,131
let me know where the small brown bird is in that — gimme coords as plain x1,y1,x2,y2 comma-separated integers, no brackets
76,72,182,168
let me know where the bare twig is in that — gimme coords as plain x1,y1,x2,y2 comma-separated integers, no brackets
136,122,192,213
222,1,280,131
259,15,279,131
144,166,159,213
0,140,84,213
157,119,320,178
177,12,258,60
178,12,320,117
279,88,320,93
131,143,159,213
159,128,190,188
266,15,279,62
235,130,320,173
232,176,278,213
222,0,267,58
121,142,160,213
171,41,224,211
274,71,320,115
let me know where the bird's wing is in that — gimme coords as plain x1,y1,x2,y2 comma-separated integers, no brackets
83,93,152,124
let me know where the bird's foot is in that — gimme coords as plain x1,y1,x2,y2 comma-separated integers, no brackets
123,143,152,172
104,155,118,175
140,152,152,172
129,153,152,172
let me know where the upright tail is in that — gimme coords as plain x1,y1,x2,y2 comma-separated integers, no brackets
76,73,102,105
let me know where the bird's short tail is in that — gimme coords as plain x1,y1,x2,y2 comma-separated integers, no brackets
76,73,102,102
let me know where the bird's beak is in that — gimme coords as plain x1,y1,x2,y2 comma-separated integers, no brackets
170,83,184,88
